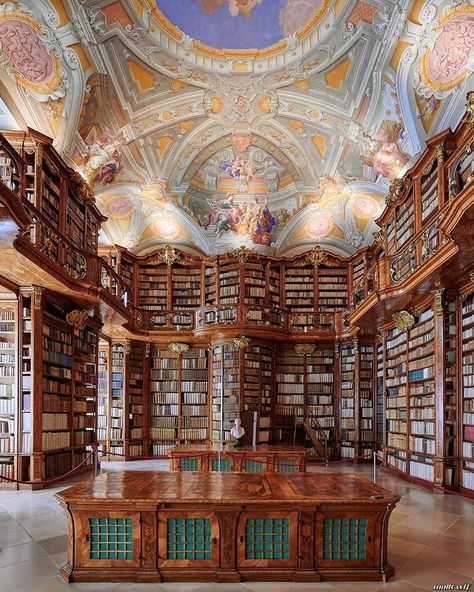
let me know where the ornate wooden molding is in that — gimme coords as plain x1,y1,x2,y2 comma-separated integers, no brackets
33,286,44,309
157,245,181,266
334,341,340,359
385,176,407,206
294,343,316,356
65,309,89,330
168,342,190,354
353,337,359,356
432,288,445,316
232,336,251,349
230,246,256,265
145,342,151,358
392,310,415,332
465,90,474,128
305,246,328,268
71,172,95,205
435,145,445,166
372,230,384,249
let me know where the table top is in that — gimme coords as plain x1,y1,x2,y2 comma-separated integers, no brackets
168,444,308,455
56,471,400,507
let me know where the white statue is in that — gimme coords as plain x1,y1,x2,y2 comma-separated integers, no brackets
230,417,245,447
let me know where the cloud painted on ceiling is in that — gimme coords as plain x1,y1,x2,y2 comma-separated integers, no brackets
155,0,323,50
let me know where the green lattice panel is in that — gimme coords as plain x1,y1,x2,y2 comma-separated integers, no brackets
89,517,133,560
211,458,233,472
179,457,198,471
244,459,264,472
244,518,290,560
277,458,297,473
322,518,368,560
166,518,212,560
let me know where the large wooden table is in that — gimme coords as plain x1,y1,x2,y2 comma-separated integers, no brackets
56,471,400,583
168,443,308,472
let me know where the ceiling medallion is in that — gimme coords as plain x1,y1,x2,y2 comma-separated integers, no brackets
230,246,256,265
232,336,251,349
305,246,328,268
168,342,190,354
294,343,316,356
392,311,415,332
157,245,181,266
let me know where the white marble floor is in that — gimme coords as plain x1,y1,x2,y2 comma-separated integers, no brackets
0,460,473,592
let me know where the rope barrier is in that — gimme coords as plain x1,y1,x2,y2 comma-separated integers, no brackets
0,451,94,486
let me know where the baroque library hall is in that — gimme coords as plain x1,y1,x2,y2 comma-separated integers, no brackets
0,0,474,591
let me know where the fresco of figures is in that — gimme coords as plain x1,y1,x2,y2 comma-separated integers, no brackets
155,0,326,50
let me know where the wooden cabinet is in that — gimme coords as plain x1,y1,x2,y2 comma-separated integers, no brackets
56,471,399,583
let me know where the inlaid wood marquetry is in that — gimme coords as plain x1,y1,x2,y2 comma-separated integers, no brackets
56,470,400,584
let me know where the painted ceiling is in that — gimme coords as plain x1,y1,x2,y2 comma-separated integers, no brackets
155,0,328,51
0,0,473,257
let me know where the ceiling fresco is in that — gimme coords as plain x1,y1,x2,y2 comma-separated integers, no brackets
155,0,327,50
0,0,473,258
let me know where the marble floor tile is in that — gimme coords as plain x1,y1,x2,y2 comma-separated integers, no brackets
0,462,473,592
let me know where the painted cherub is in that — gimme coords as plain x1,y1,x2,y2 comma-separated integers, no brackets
198,0,262,19
361,121,410,181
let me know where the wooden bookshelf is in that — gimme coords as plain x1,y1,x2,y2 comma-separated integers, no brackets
243,263,266,306
149,347,179,456
306,348,335,455
317,266,348,312
242,343,273,444
172,265,202,310
461,293,474,492
180,348,208,442
109,342,125,456
385,326,408,472
138,264,168,311
211,341,240,442
275,347,305,439
218,262,240,305
376,340,384,447
420,159,439,222
0,301,16,483
407,308,435,483
125,342,145,457
444,297,457,487
340,343,356,458
97,342,109,452
284,265,314,315
359,344,375,457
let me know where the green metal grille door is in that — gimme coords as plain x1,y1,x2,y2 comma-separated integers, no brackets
277,458,297,472
322,518,368,560
179,457,198,471
211,458,232,472
244,459,264,472
244,518,290,560
89,517,133,560
166,518,212,560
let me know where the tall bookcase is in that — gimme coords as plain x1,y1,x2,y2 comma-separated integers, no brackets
0,300,16,482
242,343,273,444
97,341,109,452
407,308,435,483
385,326,408,471
340,342,356,458
461,293,474,492
359,344,375,457
211,341,240,442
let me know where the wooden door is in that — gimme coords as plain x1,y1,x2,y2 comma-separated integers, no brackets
236,511,298,568
158,511,220,568
74,510,141,568
315,510,380,569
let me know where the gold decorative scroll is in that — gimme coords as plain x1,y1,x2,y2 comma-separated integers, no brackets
432,288,444,316
294,343,316,356
65,309,89,330
305,246,328,268
157,245,181,266
232,336,251,349
386,176,408,206
230,246,256,265
168,342,190,354
372,230,385,249
392,310,415,332
465,91,474,128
